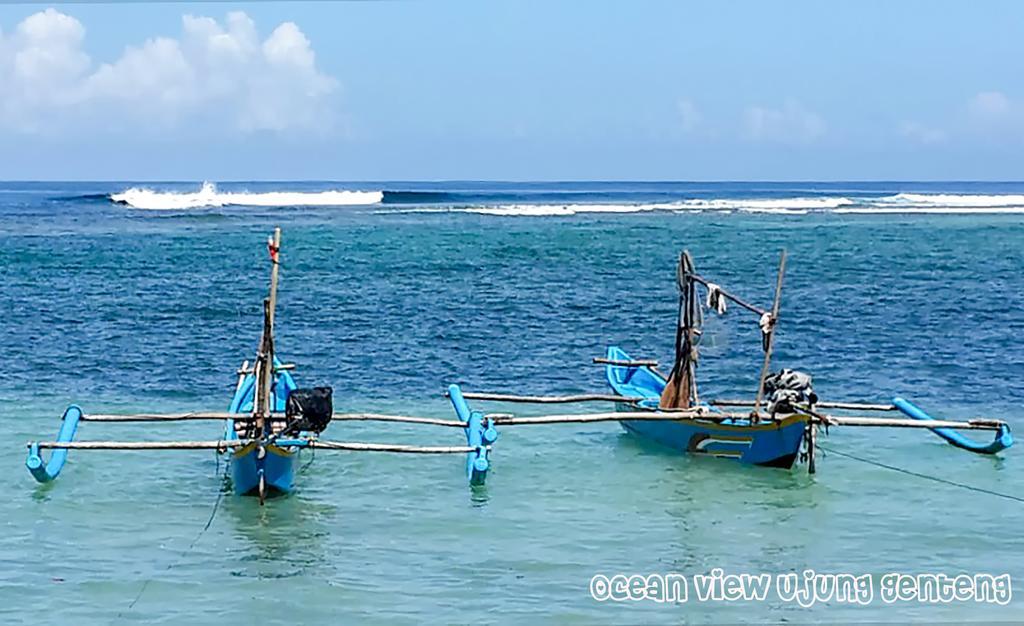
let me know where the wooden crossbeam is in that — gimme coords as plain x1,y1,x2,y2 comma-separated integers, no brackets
30,439,487,454
710,399,899,412
82,412,248,422
309,441,484,454
80,412,467,427
484,410,1007,431
455,392,642,404
592,357,660,368
32,440,244,450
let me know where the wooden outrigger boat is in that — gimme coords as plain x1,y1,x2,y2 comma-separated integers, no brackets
449,250,1013,476
25,228,491,503
25,234,1013,501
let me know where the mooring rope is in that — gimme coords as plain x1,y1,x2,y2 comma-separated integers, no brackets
818,444,1024,504
300,446,317,473
118,487,225,617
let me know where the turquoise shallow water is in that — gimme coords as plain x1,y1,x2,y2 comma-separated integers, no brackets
2,182,1023,624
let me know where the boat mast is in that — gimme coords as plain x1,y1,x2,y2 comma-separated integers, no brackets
753,250,787,419
254,227,282,434
660,251,699,409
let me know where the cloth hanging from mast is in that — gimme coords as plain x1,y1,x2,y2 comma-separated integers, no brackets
759,312,773,351
705,283,727,315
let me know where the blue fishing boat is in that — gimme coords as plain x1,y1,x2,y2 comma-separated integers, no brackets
25,229,340,503
24,241,1012,499
225,357,301,497
603,346,808,468
448,249,1011,478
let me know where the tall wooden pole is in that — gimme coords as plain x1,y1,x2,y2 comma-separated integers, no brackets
753,250,787,419
684,251,700,406
255,228,282,435
266,227,282,333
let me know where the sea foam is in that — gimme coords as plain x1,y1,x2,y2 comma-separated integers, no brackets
111,182,384,210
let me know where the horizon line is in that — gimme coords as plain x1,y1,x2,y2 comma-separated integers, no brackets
4,179,1024,184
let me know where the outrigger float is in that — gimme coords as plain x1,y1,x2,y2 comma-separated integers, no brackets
26,232,1013,501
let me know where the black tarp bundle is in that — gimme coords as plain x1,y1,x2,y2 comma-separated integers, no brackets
286,387,334,434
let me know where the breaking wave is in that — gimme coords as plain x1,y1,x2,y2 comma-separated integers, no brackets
111,182,383,210
446,194,1024,216
874,193,1024,207
104,184,1024,216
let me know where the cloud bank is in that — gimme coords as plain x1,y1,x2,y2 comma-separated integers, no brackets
0,9,337,134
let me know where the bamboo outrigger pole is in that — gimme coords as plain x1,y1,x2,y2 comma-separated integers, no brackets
37,409,1009,431
753,250,787,420
31,440,487,454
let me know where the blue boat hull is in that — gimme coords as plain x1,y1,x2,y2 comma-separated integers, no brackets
226,359,303,497
230,442,299,496
605,346,808,468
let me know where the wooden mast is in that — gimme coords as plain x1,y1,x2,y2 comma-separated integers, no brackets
753,250,787,419
254,228,282,435
660,251,698,409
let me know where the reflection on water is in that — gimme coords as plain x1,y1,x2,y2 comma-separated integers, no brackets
221,490,337,580
469,484,490,507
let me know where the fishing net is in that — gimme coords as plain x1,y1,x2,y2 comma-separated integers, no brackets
762,370,817,414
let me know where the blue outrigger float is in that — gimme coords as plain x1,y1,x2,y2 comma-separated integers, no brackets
25,238,1012,499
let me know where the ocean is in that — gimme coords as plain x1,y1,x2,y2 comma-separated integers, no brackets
2,180,1023,624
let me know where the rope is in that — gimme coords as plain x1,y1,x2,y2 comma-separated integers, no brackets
118,488,225,617
818,444,1024,504
300,446,317,473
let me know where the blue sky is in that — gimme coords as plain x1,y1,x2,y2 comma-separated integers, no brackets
0,1,1021,180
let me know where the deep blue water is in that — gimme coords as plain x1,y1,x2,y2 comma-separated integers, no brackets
2,181,1023,624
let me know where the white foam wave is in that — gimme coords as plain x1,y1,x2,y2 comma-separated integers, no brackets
875,193,1024,207
674,197,854,210
111,182,383,210
461,194,1024,216
835,206,1024,214
466,203,679,216
461,198,838,216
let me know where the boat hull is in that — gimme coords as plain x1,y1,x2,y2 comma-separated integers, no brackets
226,358,302,497
605,346,807,469
617,405,807,468
230,442,299,497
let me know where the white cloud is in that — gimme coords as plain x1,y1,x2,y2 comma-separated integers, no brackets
742,100,825,144
899,121,947,145
0,9,337,134
677,98,702,133
968,91,1011,120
